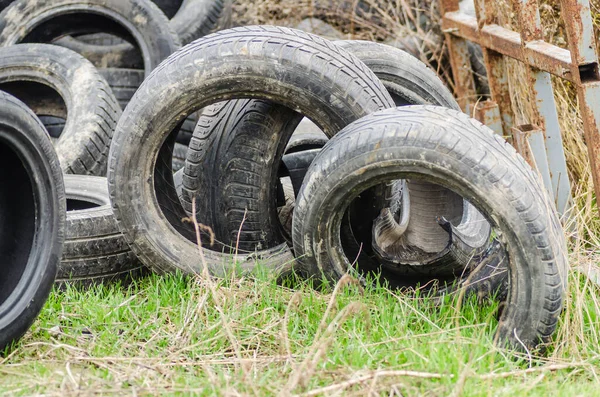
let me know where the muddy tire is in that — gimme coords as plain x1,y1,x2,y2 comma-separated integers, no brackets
0,92,65,351
55,35,143,69
0,44,120,175
178,29,395,253
181,39,455,253
285,129,328,154
99,68,196,144
58,175,143,285
109,26,393,276
292,105,567,350
98,68,145,110
54,0,231,70
0,0,180,74
334,40,458,108
173,0,233,45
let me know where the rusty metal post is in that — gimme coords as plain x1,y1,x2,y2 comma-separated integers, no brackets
512,125,553,195
561,0,600,211
474,100,503,135
513,0,573,218
440,0,478,111
473,0,514,137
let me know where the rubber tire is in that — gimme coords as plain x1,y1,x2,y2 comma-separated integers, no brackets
292,105,567,351
0,91,66,351
109,26,394,276
334,40,458,108
38,116,65,139
58,175,143,284
54,0,232,70
99,68,196,144
0,44,121,175
180,39,454,252
0,0,180,77
281,149,321,197
285,129,328,154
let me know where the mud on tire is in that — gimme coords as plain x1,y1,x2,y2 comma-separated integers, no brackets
292,105,567,351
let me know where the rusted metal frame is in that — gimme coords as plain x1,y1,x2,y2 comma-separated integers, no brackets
481,51,514,138
561,0,600,210
442,13,574,82
440,0,478,111
474,100,503,135
511,0,572,217
473,0,514,138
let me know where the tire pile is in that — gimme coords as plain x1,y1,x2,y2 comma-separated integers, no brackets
0,0,567,354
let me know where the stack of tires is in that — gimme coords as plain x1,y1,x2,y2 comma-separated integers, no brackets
0,0,231,350
0,0,567,354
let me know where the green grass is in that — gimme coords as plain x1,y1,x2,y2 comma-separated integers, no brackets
2,263,599,396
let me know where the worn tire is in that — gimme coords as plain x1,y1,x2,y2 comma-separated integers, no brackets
99,68,196,144
0,44,121,175
292,105,567,350
0,92,65,351
181,39,454,252
0,0,180,76
281,149,321,197
334,40,458,108
179,30,395,253
58,175,142,284
173,0,232,45
110,26,394,276
55,0,231,70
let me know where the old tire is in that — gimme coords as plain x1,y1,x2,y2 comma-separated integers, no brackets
54,0,231,69
0,44,121,175
99,68,196,144
58,175,143,284
0,0,180,75
334,40,458,108
0,92,65,351
109,26,393,276
180,39,454,252
292,105,567,351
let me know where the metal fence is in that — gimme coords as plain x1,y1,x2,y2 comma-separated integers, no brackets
440,0,600,220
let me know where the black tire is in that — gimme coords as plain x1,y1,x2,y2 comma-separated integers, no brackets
54,0,231,70
285,128,328,154
180,39,455,252
0,0,180,76
172,142,188,171
292,105,567,350
58,175,142,284
0,44,121,175
173,0,233,45
54,35,143,69
38,116,65,139
0,92,65,351
334,40,458,108
98,68,145,110
109,26,394,276
99,68,196,144
281,149,321,197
